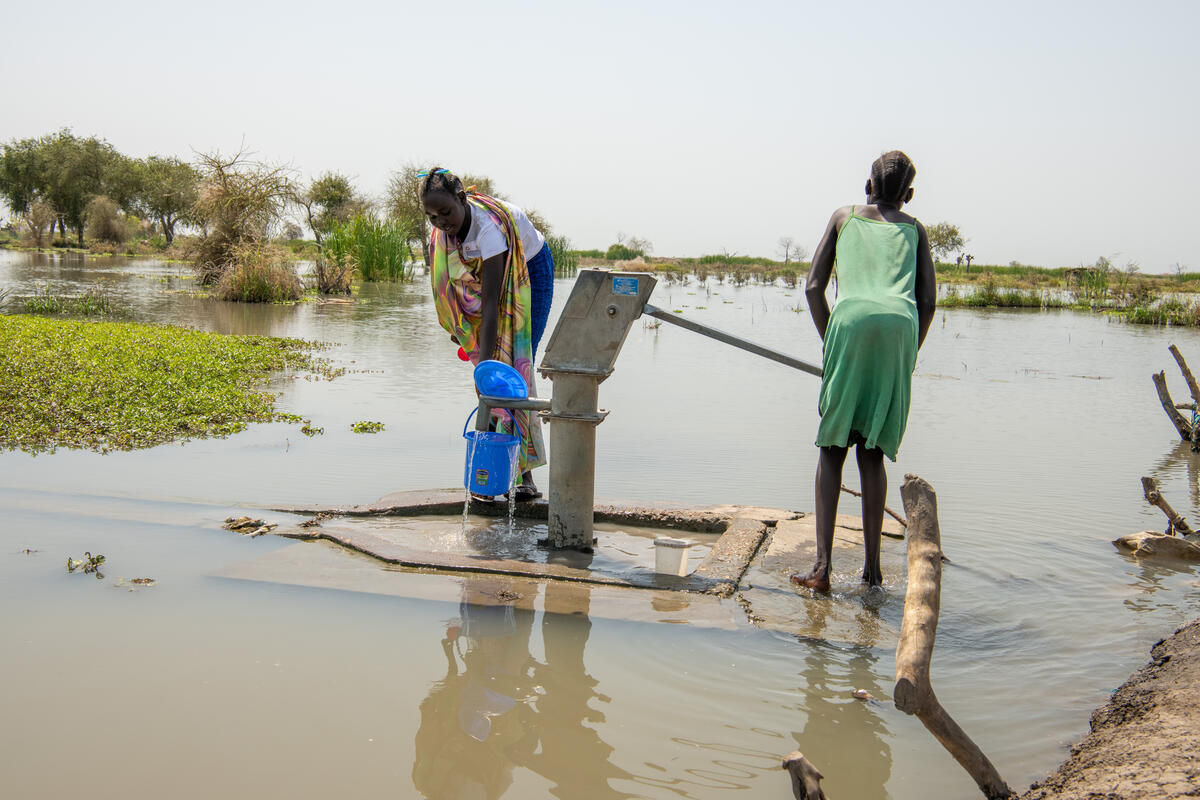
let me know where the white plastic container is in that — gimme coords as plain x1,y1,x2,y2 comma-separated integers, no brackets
654,536,694,576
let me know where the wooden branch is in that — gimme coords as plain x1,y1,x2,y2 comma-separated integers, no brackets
1153,371,1194,440
1169,344,1200,407
896,475,1014,800
840,484,908,528
781,751,827,800
1141,476,1194,536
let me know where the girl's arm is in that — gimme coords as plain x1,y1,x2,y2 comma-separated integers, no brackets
914,222,937,347
478,252,508,361
805,208,848,341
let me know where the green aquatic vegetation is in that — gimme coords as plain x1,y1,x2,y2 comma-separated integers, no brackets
1124,297,1200,327
327,215,414,282
940,281,1067,310
20,284,118,317
217,245,303,303
300,424,324,436
0,315,336,454
67,552,105,578
351,421,385,433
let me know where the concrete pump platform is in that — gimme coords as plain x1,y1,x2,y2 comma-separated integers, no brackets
219,489,909,645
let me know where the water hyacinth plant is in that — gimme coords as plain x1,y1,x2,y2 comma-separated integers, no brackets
0,315,337,454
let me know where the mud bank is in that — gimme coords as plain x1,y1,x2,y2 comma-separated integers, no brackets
1022,617,1200,799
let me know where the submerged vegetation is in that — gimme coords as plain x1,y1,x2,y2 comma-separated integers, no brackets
0,315,337,454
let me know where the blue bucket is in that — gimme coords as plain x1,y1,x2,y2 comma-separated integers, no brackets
462,409,520,496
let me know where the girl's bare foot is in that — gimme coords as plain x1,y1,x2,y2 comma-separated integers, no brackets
791,570,831,592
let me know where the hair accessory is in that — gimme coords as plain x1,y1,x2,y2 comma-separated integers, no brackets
416,168,450,178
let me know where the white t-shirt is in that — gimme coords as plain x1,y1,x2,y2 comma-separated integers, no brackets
457,200,545,262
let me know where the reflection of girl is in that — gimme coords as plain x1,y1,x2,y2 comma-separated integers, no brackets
793,151,936,592
412,584,538,799
421,168,552,500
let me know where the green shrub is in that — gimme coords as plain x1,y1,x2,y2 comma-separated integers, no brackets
85,196,128,244
573,248,605,259
605,243,642,261
217,246,302,302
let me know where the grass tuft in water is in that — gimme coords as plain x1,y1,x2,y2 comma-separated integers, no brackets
0,315,339,454
327,215,413,283
216,245,302,303
17,284,119,317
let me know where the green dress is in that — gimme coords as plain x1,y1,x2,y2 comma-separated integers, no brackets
816,211,919,461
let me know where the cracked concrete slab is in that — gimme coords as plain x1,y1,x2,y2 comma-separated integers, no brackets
735,515,908,647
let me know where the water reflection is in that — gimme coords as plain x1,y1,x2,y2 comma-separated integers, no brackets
1123,557,1200,614
1148,439,1200,509
413,577,633,799
789,639,892,799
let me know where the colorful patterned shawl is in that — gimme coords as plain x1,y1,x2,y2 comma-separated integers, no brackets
430,193,546,472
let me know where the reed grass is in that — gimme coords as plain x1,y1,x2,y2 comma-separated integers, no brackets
18,284,119,316
336,215,413,282
546,234,578,277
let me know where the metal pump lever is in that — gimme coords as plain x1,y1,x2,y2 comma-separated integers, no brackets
642,304,823,377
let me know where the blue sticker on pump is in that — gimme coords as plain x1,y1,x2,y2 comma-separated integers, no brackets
612,277,639,296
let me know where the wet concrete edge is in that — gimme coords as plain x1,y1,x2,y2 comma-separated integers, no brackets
270,489,735,533
1021,616,1200,799
268,489,787,597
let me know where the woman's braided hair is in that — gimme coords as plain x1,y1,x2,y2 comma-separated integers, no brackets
420,166,464,199
870,150,916,204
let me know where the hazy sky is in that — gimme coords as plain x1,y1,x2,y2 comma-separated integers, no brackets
3,0,1196,270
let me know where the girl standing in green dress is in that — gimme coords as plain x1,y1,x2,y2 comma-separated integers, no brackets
793,151,937,591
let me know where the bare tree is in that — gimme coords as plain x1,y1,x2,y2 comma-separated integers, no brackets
191,149,294,284
778,236,809,264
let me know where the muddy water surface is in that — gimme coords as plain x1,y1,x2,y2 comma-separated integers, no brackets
3,250,1200,799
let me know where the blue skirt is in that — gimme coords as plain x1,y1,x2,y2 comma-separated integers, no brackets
527,242,555,358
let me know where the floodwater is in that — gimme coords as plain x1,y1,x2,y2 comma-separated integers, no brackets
3,249,1200,799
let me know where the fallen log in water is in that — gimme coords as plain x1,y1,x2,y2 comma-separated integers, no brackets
1155,345,1200,444
1140,476,1194,536
1169,344,1200,407
1152,371,1194,441
1114,531,1200,560
896,475,1015,800
781,751,827,800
